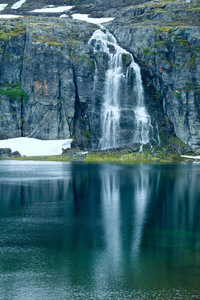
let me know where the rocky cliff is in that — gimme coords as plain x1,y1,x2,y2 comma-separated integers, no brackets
0,18,97,148
108,0,200,153
0,0,200,153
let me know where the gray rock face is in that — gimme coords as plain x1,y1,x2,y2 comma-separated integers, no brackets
0,148,12,157
0,0,200,153
108,1,200,152
0,18,97,148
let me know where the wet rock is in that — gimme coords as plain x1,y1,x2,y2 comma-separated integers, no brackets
11,150,21,157
0,148,12,157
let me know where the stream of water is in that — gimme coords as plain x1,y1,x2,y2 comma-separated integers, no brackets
89,28,152,150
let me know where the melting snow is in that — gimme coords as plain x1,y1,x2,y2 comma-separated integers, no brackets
60,14,68,18
11,0,26,9
181,155,200,159
0,14,23,18
0,137,72,156
32,6,74,13
0,4,8,11
72,13,114,24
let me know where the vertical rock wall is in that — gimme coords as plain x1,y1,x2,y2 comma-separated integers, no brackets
111,24,200,152
0,18,97,148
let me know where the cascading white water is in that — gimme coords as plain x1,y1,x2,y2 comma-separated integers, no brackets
131,61,152,147
89,28,152,150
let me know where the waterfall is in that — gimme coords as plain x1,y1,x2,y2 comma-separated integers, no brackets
89,28,152,150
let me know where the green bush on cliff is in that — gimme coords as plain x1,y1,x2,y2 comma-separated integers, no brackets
0,83,29,102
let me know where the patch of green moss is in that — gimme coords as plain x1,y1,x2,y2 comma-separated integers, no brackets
0,83,29,103
190,55,196,68
154,26,173,34
194,45,200,52
153,40,167,46
177,38,190,47
83,129,93,138
155,90,162,99
0,23,26,42
84,147,175,164
172,90,181,98
11,155,70,161
187,7,200,11
3,53,14,58
183,83,200,92
33,35,63,47
168,137,186,146
0,31,9,42
143,47,157,55
84,153,105,162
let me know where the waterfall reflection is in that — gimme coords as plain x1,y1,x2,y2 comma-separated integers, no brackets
94,165,153,289
101,166,121,266
132,167,151,261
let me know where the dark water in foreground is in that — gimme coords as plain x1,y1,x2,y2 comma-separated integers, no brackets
0,161,200,300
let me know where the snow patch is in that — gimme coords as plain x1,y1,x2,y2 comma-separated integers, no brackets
181,155,200,159
32,6,74,13
0,14,23,18
72,13,114,24
0,4,8,11
60,14,68,18
0,137,72,156
11,0,26,9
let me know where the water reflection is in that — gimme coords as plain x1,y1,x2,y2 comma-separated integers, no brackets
0,162,200,299
132,167,152,261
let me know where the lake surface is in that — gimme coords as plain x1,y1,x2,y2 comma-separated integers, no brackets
0,161,200,299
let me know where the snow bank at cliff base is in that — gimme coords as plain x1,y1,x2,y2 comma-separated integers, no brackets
0,137,72,156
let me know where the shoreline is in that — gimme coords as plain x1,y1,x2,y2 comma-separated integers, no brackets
4,151,200,164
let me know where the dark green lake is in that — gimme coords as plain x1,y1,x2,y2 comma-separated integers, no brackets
0,161,200,299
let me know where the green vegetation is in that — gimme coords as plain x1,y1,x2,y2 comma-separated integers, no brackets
172,90,181,98
9,145,191,164
190,56,196,68
11,155,70,162
83,146,186,164
83,129,93,138
0,83,29,102
168,136,186,147
183,83,200,92
0,23,26,42
33,34,63,47
0,31,9,42
143,47,156,55
155,90,162,99
153,40,167,46
154,26,174,34
194,45,200,52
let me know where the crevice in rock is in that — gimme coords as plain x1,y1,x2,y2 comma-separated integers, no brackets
19,29,28,137
71,63,84,148
58,68,63,139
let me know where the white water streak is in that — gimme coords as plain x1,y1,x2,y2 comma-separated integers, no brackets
89,28,152,150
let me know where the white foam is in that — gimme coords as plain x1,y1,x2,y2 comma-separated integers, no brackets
0,14,23,18
0,4,8,11
11,0,26,9
0,137,72,156
72,13,114,24
32,6,74,13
